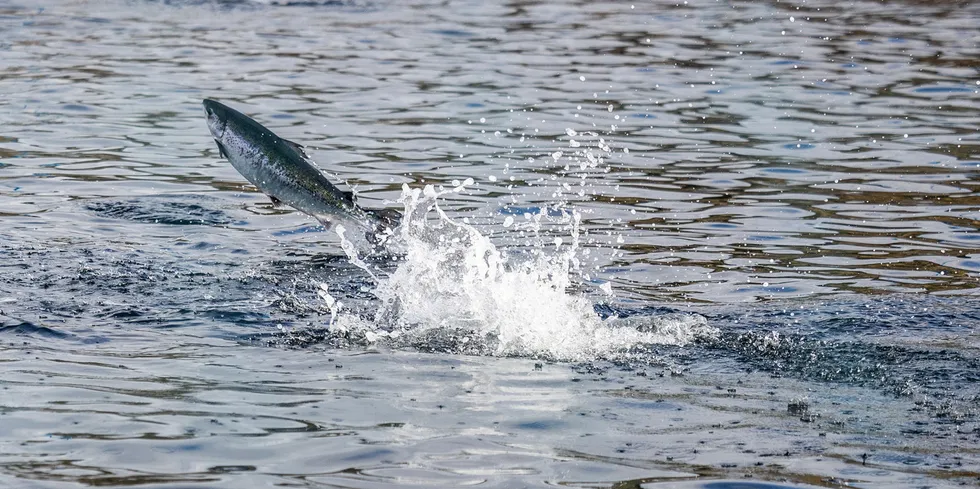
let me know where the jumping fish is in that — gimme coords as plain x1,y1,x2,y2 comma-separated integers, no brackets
203,99,399,244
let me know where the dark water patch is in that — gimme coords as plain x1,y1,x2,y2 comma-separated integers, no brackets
261,323,503,356
188,241,219,250
593,303,687,320
913,86,974,94
0,242,365,341
0,318,71,339
197,309,271,325
762,167,807,174
711,296,980,339
207,465,256,474
781,143,815,150
701,482,825,489
960,260,980,270
85,196,233,226
746,235,783,242
272,224,325,236
703,330,980,399
250,326,371,350
269,0,351,6
431,29,473,38
499,205,568,217
100,306,150,320
513,419,565,431
693,299,980,425
407,327,499,356
146,0,367,8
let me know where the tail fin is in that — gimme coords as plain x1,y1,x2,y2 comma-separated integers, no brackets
367,208,402,228
365,208,402,246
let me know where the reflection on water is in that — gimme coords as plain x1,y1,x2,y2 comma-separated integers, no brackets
3,336,974,489
1,0,979,487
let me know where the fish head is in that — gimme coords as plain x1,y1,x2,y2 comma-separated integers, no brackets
202,99,230,140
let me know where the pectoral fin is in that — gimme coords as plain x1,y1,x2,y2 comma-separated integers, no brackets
214,139,229,159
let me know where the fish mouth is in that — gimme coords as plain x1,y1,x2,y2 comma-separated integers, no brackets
202,99,228,139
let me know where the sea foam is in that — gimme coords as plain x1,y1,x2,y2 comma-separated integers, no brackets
325,180,714,362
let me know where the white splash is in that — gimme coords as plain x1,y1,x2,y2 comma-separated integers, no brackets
327,181,714,362
315,282,339,328
334,224,379,283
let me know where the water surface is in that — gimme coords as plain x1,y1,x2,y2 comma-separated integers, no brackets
1,0,979,487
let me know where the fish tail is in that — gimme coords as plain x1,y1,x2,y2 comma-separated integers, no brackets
367,208,402,228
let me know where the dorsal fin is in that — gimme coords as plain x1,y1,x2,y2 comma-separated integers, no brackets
269,195,284,207
282,138,312,161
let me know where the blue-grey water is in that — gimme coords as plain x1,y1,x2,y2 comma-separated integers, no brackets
1,0,979,488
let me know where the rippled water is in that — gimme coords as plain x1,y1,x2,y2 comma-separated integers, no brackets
1,0,979,487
